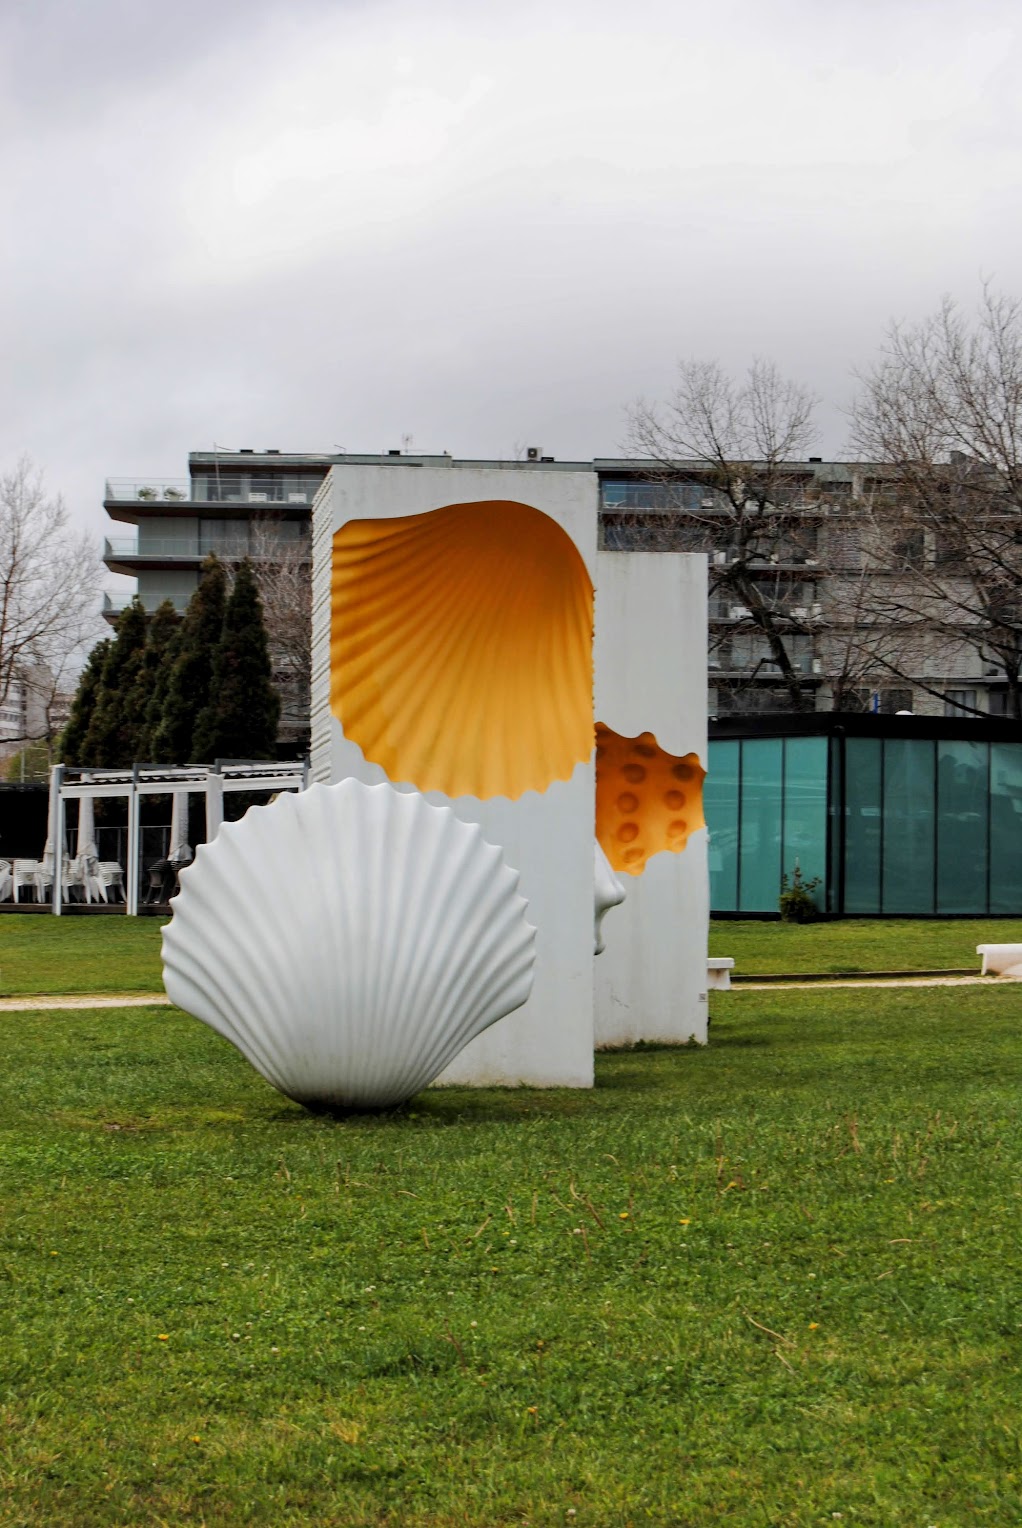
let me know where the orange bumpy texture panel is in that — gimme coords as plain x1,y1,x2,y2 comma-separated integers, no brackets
595,723,706,875
331,501,594,800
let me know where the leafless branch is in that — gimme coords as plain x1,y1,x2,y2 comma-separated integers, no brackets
242,514,311,738
850,287,1022,716
0,457,100,738
624,359,823,710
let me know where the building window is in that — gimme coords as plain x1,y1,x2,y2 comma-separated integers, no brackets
729,632,815,675
599,479,724,511
843,688,913,714
891,530,926,569
945,689,978,718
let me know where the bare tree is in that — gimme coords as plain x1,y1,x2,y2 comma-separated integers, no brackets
0,457,100,744
851,288,1022,717
625,360,822,710
246,515,311,739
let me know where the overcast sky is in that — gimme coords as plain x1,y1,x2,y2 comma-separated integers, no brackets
2,0,1020,575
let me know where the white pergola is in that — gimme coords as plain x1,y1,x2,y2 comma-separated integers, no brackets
49,760,308,915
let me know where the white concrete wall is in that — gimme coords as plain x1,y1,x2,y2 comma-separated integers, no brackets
594,551,709,1047
311,464,598,1088
309,473,334,788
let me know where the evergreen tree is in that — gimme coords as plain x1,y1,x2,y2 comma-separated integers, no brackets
82,599,149,765
192,560,280,761
59,638,111,763
152,556,227,764
132,600,180,760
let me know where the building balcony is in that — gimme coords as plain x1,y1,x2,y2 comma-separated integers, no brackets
104,477,324,521
103,535,310,574
105,479,193,503
709,603,824,623
103,591,192,620
709,666,821,682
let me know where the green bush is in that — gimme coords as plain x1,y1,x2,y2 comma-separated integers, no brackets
778,862,822,922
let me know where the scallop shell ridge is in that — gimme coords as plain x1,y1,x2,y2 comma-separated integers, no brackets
330,500,594,800
162,780,537,1109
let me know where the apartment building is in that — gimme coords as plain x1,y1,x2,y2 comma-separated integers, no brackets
102,449,322,618
0,667,71,765
102,449,1013,722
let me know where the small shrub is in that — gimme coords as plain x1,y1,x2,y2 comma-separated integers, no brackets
779,862,822,922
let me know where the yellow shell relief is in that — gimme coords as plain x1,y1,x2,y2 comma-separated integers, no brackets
331,501,594,800
595,723,706,875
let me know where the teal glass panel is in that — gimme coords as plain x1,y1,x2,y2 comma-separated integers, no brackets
705,740,740,911
936,740,988,913
844,737,881,913
782,737,827,913
827,737,841,913
990,743,1022,913
738,738,783,911
882,739,935,913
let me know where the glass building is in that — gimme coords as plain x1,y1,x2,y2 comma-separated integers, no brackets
706,714,1022,916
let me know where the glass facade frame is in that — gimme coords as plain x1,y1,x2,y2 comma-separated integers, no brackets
708,721,1022,916
707,735,829,914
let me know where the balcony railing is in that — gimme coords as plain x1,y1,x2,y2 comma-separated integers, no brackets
103,592,191,615
105,479,193,502
105,476,324,505
104,536,309,561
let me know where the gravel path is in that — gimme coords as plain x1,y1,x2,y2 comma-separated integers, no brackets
0,993,171,1012
0,975,1018,1012
731,974,1019,992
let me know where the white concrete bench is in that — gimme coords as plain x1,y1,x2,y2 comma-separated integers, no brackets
977,944,1022,978
708,958,735,991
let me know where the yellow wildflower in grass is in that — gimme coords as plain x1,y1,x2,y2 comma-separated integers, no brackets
619,1212,629,1219
808,1323,819,1330
157,1334,170,1341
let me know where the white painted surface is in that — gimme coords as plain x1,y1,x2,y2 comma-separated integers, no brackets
977,943,1022,977
594,552,709,1047
312,464,598,1088
163,781,537,1110
707,957,735,991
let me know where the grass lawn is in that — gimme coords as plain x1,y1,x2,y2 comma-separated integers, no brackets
0,917,167,996
710,916,1022,975
5,913,1022,999
1,988,1020,1525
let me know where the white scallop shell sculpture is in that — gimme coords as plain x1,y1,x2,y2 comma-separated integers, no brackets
162,780,537,1111
594,842,626,956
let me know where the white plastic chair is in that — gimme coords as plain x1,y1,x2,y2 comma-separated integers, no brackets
95,862,125,903
0,858,11,902
13,859,41,902
34,857,54,903
79,855,104,904
63,856,93,903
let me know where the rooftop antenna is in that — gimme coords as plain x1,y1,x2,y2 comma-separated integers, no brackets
212,442,223,503
401,433,414,454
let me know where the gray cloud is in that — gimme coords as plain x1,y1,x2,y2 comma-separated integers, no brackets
1,0,1020,586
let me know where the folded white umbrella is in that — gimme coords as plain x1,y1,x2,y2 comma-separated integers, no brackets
77,795,98,859
42,779,59,865
169,789,192,863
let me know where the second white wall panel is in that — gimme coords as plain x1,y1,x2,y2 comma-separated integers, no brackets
594,551,709,1047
